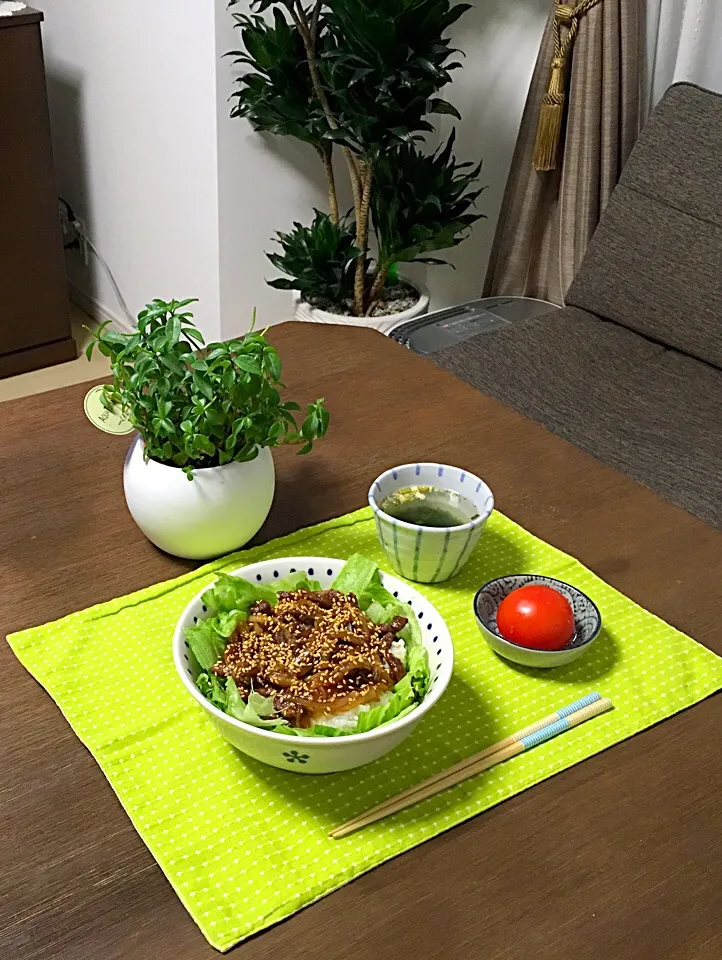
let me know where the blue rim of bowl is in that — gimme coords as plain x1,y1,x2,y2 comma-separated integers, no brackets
368,462,494,534
473,574,602,654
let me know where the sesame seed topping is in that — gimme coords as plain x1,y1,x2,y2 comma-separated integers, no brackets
211,590,407,728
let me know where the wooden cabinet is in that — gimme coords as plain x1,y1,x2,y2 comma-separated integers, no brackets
0,7,75,378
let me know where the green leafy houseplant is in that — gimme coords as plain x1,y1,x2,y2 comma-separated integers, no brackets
88,298,329,478
229,0,483,318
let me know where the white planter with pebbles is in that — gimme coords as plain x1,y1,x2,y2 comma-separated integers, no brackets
292,278,429,336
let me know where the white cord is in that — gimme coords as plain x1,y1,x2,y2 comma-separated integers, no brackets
73,219,135,326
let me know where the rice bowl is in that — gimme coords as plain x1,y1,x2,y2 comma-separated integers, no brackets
173,556,454,773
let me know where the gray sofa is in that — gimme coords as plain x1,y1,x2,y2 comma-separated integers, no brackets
433,83,722,529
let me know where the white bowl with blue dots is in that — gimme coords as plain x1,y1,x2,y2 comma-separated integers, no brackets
173,557,454,774
368,463,494,583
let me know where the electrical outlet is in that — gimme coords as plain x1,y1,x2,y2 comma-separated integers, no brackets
73,217,90,266
58,198,81,250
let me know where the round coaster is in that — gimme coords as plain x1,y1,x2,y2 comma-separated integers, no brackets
83,385,134,436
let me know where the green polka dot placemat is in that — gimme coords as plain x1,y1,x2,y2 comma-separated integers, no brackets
8,508,722,951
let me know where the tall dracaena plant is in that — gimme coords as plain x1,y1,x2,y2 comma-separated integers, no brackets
229,0,482,317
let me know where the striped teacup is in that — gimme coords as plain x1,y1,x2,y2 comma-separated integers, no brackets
368,463,494,584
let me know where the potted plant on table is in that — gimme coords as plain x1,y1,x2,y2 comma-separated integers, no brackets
88,298,328,560
229,0,483,333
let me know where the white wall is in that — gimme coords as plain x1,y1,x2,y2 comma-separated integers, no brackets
36,0,222,338
214,0,328,337
38,0,549,337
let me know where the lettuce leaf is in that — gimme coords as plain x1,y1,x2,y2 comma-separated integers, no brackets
186,620,226,672
365,599,390,624
359,577,399,609
201,573,277,618
275,571,322,592
224,679,288,729
196,671,229,709
331,554,378,598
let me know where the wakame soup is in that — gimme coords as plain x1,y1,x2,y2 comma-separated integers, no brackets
379,486,479,528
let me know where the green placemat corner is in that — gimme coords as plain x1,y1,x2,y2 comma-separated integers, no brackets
8,508,722,951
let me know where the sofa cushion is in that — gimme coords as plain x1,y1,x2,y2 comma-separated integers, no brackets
566,83,722,369
432,307,722,528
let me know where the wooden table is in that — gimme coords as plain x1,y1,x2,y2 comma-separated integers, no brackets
1,323,720,960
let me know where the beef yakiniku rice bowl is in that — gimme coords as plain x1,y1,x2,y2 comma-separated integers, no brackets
184,554,431,737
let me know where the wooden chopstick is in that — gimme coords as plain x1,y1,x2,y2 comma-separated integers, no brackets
332,692,603,836
330,693,602,837
330,695,613,839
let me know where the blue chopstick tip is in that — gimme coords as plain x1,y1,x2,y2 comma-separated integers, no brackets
520,717,570,749
556,692,601,719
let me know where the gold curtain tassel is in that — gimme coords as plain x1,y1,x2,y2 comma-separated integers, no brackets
533,57,566,172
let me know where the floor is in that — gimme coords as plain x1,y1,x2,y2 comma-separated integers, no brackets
0,302,110,403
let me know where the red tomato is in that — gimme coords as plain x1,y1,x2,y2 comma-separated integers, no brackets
496,584,575,650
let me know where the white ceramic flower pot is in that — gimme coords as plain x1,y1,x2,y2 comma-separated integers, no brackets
123,437,275,560
292,277,429,335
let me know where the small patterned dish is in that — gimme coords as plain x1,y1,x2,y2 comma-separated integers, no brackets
173,557,454,774
474,574,602,668
368,463,494,583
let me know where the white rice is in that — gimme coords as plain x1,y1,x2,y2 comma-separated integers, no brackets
311,638,406,732
390,637,406,662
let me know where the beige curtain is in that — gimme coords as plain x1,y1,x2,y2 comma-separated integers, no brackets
484,0,642,304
